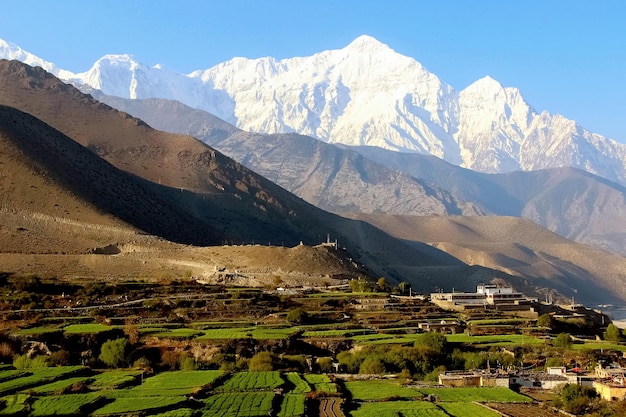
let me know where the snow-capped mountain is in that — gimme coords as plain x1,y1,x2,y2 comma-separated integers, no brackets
2,35,626,185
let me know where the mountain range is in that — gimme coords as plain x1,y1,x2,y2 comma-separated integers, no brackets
2,36,625,185
2,35,626,304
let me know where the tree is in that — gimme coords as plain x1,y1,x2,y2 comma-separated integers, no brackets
317,357,333,373
99,338,128,368
248,351,273,371
359,356,385,374
286,308,308,324
553,333,573,350
397,282,411,295
605,323,623,342
559,384,597,414
414,332,447,357
377,277,388,292
537,313,552,328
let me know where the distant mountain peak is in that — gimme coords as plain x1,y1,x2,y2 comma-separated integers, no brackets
2,36,626,186
345,35,392,52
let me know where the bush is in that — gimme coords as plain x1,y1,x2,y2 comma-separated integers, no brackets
99,338,129,368
559,383,597,414
249,351,273,371
286,308,308,324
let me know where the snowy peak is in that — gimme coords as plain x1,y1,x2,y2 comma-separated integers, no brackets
0,38,73,79
344,35,393,52
1,35,625,186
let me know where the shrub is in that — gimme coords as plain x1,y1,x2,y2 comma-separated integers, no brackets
99,338,129,368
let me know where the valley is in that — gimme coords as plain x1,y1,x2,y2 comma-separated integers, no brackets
0,33,625,417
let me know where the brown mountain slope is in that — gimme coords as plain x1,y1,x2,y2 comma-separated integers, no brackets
0,104,225,250
0,106,368,283
0,60,471,288
347,213,626,305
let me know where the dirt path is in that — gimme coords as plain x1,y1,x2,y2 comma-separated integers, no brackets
319,398,345,417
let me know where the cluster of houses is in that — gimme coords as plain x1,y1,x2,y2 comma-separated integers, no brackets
439,363,626,401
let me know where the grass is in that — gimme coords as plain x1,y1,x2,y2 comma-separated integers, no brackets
344,380,421,401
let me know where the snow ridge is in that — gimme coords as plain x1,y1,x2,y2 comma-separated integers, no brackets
2,35,626,185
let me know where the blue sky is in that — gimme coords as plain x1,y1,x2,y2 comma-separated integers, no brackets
1,0,624,141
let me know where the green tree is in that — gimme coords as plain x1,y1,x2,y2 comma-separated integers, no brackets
317,357,333,373
377,277,388,292
605,323,623,342
286,308,308,324
537,313,552,328
349,278,370,293
397,281,411,295
13,354,49,369
99,338,128,368
559,384,597,414
414,332,447,357
553,333,573,350
249,351,273,371
359,356,385,374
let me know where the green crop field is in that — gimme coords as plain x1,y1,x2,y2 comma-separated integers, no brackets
217,371,283,392
13,326,62,336
88,370,142,390
201,392,275,417
572,341,626,352
0,393,30,415
0,366,85,396
198,326,297,340
344,380,422,401
0,370,28,384
63,323,119,334
93,394,186,415
417,387,532,403
303,374,336,393
29,393,102,416
285,373,310,394
151,328,205,339
439,402,500,417
301,328,373,338
150,409,197,417
28,376,91,394
127,370,223,396
446,334,543,346
352,400,447,417
278,393,306,417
